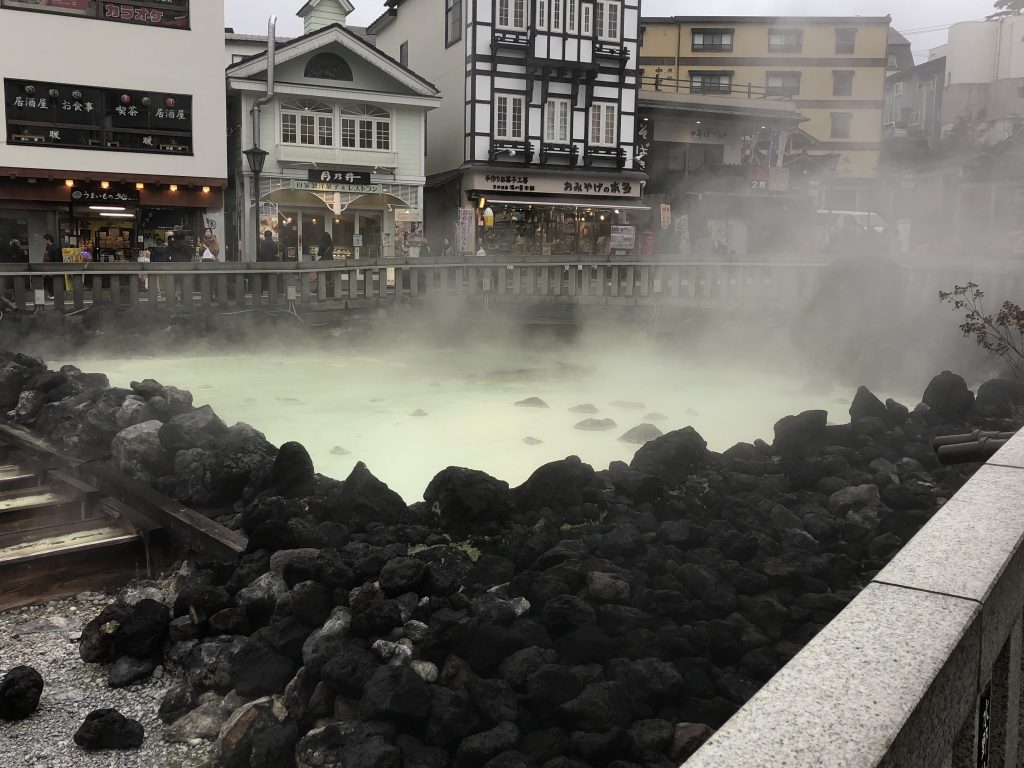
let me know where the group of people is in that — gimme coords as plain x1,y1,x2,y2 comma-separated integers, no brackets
142,228,220,264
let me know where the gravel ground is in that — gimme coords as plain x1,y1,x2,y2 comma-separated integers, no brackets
0,591,216,768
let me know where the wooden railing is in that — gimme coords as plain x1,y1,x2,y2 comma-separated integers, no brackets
0,256,1021,315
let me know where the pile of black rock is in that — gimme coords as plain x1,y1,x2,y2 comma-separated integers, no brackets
0,347,1021,767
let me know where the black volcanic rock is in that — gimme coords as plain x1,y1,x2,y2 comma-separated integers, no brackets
922,371,975,421
629,427,706,483
74,709,144,750
513,456,596,513
270,441,316,499
849,386,887,422
336,461,408,528
0,666,43,720
425,467,512,538
772,411,828,454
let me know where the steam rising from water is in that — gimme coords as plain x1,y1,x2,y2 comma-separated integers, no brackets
67,338,918,503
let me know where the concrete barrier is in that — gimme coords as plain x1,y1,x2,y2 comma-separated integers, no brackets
684,430,1024,768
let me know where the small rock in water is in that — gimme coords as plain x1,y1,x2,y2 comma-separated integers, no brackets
569,404,599,414
610,400,645,410
619,423,664,445
523,436,543,445
644,412,668,422
370,398,385,403
686,408,700,416
515,397,549,408
330,446,351,456
409,409,428,417
243,397,258,404
275,397,301,403
575,418,617,431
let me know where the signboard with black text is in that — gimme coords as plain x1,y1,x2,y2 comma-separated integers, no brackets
0,0,190,29
291,180,382,194
71,185,139,204
5,78,192,154
466,172,642,198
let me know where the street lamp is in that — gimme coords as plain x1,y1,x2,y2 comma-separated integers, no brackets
243,146,269,260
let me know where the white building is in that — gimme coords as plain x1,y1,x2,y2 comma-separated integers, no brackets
370,0,647,258
0,0,227,261
225,0,439,261
933,17,1024,145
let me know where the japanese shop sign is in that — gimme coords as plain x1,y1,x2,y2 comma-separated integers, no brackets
467,172,641,197
4,79,192,155
71,185,140,204
0,0,190,30
307,169,371,185
291,180,383,194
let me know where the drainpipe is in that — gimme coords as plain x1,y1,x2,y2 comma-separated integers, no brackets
250,15,277,180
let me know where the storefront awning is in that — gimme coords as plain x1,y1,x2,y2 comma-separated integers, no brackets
345,193,411,210
262,188,334,210
487,197,650,211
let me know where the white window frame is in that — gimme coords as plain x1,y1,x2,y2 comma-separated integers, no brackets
445,0,462,46
544,98,572,143
495,94,526,141
595,0,620,42
280,100,334,147
536,0,547,30
589,102,617,147
551,0,563,32
581,2,592,35
894,82,904,96
338,104,392,151
567,0,577,33
497,0,527,31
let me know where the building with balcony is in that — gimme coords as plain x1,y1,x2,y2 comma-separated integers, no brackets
225,0,439,261
0,0,226,263
884,56,945,151
640,15,891,212
370,0,647,259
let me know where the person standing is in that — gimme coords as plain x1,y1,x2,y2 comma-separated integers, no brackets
256,230,279,296
42,234,59,298
201,227,220,262
441,238,455,259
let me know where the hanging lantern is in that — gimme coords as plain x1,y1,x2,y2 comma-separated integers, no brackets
48,88,59,98
165,97,176,109
71,90,82,100
24,85,35,96
483,207,495,229
141,96,152,108
120,94,132,105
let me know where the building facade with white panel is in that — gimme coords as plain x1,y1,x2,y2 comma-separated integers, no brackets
0,0,227,261
225,0,439,261
371,0,647,257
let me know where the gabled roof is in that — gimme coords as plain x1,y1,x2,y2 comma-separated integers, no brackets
226,22,437,96
298,0,356,17
888,28,911,46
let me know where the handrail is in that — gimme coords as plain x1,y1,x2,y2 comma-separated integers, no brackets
639,74,793,101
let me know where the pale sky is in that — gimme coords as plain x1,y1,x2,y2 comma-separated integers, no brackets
225,0,998,60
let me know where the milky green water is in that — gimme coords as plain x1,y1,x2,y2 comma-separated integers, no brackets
67,344,917,503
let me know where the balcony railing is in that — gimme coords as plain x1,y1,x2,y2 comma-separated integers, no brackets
640,74,793,101
276,144,399,169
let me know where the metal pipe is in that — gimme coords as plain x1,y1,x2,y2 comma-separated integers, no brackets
251,15,278,149
936,438,1010,466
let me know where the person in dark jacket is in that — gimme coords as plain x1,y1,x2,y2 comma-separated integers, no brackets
317,232,334,261
257,230,279,262
42,234,59,298
167,235,193,262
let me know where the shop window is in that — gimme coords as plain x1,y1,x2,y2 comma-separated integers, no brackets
768,29,802,53
595,0,620,42
281,99,333,147
495,94,525,141
589,103,617,146
340,104,391,150
766,71,800,97
831,112,853,139
690,72,733,94
835,28,856,54
497,0,527,30
545,98,571,143
446,0,462,46
692,29,734,52
833,71,854,97
304,53,353,82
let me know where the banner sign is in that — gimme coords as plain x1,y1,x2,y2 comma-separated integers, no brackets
467,172,641,198
0,0,190,29
291,180,382,194
610,225,636,250
394,207,423,223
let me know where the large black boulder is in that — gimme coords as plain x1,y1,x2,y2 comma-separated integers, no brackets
772,410,828,454
336,461,409,528
975,378,1024,417
0,666,43,720
79,603,132,664
424,467,512,537
73,709,145,750
922,371,975,421
116,599,170,658
513,456,596,513
270,441,316,499
361,665,431,722
629,427,707,483
849,386,887,423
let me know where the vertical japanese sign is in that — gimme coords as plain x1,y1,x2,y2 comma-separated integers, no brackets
456,209,475,256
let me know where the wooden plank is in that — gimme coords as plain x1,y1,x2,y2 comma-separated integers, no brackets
333,270,344,300
13,275,27,311
0,536,148,611
98,496,160,534
0,423,82,470
218,273,229,306
81,461,246,562
53,275,67,313
199,274,212,306
349,269,359,300
0,503,93,536
182,272,194,307
0,518,120,551
73,274,84,310
46,468,100,501
128,272,140,308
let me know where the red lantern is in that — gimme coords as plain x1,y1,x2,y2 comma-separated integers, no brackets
164,97,175,109
120,94,132,105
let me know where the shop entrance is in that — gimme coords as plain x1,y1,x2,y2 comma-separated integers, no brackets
273,207,383,260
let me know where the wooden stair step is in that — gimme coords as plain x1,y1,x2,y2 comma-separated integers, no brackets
0,488,81,514
0,503,94,537
0,524,136,564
